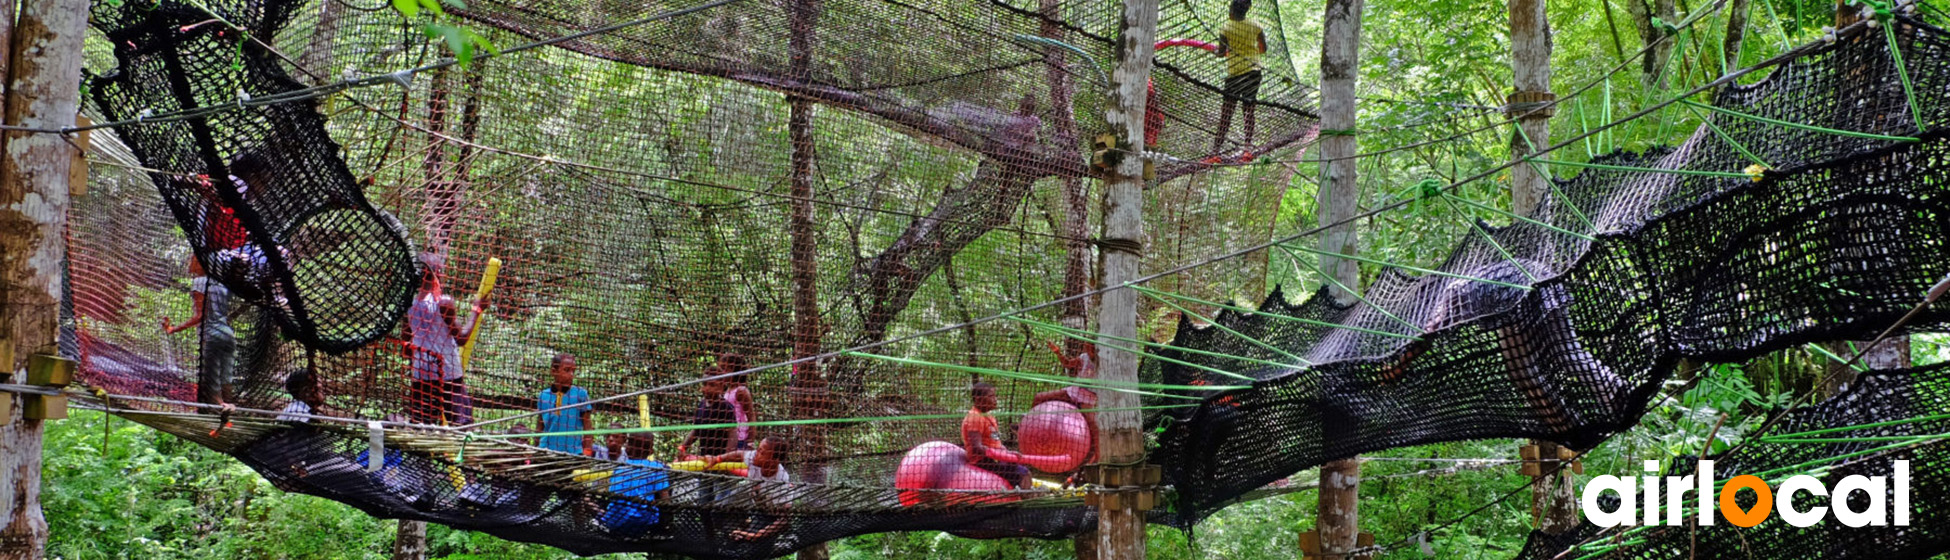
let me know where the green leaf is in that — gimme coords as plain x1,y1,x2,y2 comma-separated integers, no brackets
418,0,447,18
391,0,419,18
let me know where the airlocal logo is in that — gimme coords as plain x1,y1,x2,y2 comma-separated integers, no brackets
1580,460,1911,528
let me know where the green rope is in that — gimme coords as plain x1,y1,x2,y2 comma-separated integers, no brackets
1132,283,1420,339
1882,16,1928,131
1531,157,1753,178
1317,128,1358,136
1805,343,1870,373
1006,316,1264,380
1279,243,1534,290
1272,245,1426,334
1140,290,1315,366
846,351,1245,396
1511,124,1599,231
1440,190,1599,242
1758,410,1950,440
1007,34,1109,88
1437,196,1541,285
1679,99,1921,141
1760,434,1950,444
472,404,1201,441
1686,105,1774,169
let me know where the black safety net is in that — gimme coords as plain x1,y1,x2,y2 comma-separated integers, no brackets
1151,18,1950,524
1516,361,1950,560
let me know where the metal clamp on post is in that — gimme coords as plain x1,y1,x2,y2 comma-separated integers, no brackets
1503,90,1557,118
25,354,75,420
1299,530,1376,560
1078,463,1161,511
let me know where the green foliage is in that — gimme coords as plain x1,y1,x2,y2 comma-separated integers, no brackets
391,0,497,65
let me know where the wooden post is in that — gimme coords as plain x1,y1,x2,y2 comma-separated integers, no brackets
1315,0,1365,555
1095,0,1157,557
0,0,89,557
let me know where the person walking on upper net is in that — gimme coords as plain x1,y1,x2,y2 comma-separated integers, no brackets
536,353,595,456
1207,0,1267,164
963,382,1031,489
403,252,483,426
165,257,238,408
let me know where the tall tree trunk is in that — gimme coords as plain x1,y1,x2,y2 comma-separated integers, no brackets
1095,0,1156,557
422,67,456,255
1624,0,1678,87
1316,0,1365,554
297,0,347,84
1042,0,1092,361
390,520,427,560
0,0,88,557
784,1,830,558
1507,0,1580,535
1722,0,1753,76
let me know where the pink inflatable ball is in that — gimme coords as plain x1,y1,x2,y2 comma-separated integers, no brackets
1017,401,1092,473
895,441,1013,506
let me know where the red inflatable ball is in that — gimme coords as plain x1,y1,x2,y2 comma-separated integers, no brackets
895,441,1014,506
1016,401,1092,473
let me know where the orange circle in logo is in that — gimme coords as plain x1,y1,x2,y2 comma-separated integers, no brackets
1719,475,1774,527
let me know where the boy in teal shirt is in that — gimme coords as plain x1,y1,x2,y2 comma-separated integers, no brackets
537,353,594,455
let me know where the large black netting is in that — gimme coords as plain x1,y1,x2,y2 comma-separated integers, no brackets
59,0,1950,552
70,0,1320,555
1151,20,1950,523
1515,361,1950,560
89,0,423,352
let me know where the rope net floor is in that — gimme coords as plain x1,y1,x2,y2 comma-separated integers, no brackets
52,0,1950,554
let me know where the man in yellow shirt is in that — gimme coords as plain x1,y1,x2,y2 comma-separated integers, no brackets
1209,0,1267,163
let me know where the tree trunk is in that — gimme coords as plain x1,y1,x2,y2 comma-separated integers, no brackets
784,1,830,557
0,0,88,557
1624,0,1678,87
422,67,457,255
1042,0,1092,361
391,519,427,560
1722,0,1753,75
1095,0,1157,558
297,0,347,84
1316,0,1365,553
1507,0,1580,535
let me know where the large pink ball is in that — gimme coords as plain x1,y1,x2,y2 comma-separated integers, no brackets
895,441,1013,506
1017,401,1091,473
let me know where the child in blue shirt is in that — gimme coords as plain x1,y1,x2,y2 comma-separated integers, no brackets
536,353,594,455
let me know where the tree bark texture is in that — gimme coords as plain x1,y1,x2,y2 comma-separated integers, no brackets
1317,0,1364,554
1722,0,1753,75
0,0,89,557
1625,0,1678,87
1094,0,1157,557
784,1,831,557
391,519,427,560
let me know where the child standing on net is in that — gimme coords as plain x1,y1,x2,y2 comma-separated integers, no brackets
536,353,595,455
1209,0,1267,162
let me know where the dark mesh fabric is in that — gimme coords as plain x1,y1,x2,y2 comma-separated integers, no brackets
89,0,422,352
1151,19,1950,524
58,0,1950,553
1515,362,1950,560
